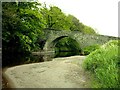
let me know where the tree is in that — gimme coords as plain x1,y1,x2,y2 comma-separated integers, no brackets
67,14,96,34
67,14,83,31
2,2,45,53
82,25,96,34
40,5,72,30
2,2,46,65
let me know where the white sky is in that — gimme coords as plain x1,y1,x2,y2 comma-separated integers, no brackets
38,0,119,37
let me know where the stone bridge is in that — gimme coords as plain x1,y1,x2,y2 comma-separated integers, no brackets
43,29,118,51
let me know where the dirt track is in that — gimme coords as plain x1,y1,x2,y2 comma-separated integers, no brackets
3,56,91,88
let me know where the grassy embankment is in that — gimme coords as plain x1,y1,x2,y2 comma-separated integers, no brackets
82,40,120,88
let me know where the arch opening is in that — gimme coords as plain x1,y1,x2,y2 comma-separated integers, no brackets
50,36,82,57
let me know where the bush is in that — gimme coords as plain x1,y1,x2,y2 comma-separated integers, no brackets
82,40,120,88
83,44,100,55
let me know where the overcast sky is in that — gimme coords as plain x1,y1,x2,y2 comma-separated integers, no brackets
38,0,119,37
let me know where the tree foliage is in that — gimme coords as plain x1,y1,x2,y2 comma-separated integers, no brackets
40,5,72,30
67,14,96,34
2,2,46,65
2,2,45,53
68,14,84,31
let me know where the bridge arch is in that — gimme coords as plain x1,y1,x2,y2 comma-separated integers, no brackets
51,36,68,48
43,35,81,53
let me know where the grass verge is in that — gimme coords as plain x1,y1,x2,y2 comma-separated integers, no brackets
82,40,120,88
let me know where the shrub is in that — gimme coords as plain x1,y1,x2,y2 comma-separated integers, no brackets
83,44,100,55
82,40,120,88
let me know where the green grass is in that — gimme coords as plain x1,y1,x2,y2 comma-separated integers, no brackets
82,40,120,88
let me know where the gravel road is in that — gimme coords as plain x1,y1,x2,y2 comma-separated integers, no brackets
3,56,91,88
